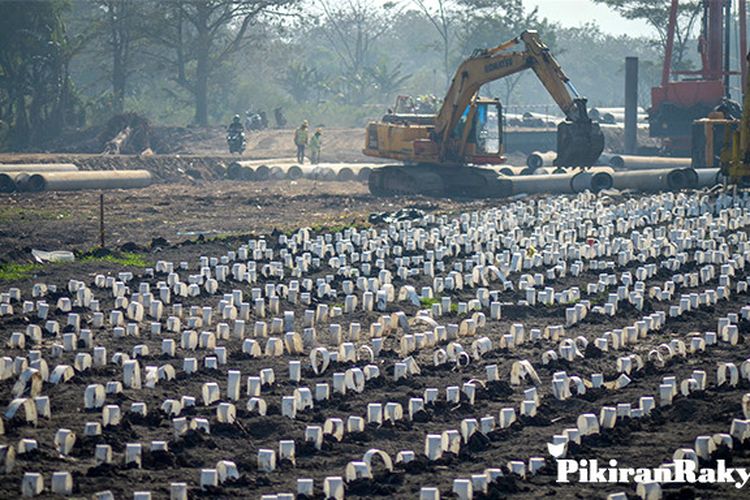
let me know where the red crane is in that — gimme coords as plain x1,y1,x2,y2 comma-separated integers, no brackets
649,0,747,155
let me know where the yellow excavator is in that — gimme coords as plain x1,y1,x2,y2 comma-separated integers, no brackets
363,30,605,197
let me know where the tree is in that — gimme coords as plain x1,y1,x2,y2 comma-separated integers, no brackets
453,0,554,106
145,0,298,126
367,61,412,103
281,61,324,103
412,0,455,87
0,0,86,148
79,1,144,115
99,1,140,114
592,0,702,69
318,0,401,103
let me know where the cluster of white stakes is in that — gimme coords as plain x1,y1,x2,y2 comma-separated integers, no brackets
2,190,750,498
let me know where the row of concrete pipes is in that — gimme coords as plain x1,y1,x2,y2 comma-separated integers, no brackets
526,150,693,170
227,161,373,183
498,166,721,195
0,158,720,195
0,164,152,193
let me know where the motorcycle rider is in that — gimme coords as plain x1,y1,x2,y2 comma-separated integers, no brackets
227,114,245,153
228,114,244,136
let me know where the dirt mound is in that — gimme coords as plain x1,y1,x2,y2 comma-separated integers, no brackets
100,113,153,154
42,123,379,161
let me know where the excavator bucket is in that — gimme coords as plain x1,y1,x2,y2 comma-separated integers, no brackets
555,120,605,167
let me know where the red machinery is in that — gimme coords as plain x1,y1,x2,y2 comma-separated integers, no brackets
650,0,747,155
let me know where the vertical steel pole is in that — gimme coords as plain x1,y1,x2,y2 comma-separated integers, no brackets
99,193,105,249
725,0,732,97
663,0,679,86
740,0,748,91
625,57,639,154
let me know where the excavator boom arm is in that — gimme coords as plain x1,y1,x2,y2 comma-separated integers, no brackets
435,30,581,142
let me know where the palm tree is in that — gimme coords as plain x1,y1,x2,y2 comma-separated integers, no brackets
367,61,412,103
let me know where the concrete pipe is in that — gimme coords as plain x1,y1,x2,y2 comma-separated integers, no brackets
681,168,699,188
242,167,256,180
287,165,304,180
268,164,306,180
0,171,32,193
694,168,722,188
605,154,692,170
570,167,615,193
611,168,695,192
495,166,527,176
531,167,559,175
508,173,577,195
300,166,335,181
312,166,336,181
254,165,270,180
226,163,241,179
229,161,268,180
0,173,18,193
356,166,373,182
0,163,78,173
334,166,355,182
24,170,152,193
227,162,257,181
526,151,556,169
269,166,287,180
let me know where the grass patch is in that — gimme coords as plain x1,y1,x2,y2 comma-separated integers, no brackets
0,251,149,282
0,207,70,222
0,262,43,281
420,297,440,308
80,252,151,268
308,219,372,235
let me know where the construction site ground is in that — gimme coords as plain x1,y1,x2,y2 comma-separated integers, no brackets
0,180,485,266
3,126,738,500
0,127,521,265
2,184,750,499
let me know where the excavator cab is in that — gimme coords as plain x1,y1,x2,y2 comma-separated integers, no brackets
366,97,505,166
446,98,504,164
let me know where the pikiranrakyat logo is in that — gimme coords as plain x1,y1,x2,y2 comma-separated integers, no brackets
557,459,750,489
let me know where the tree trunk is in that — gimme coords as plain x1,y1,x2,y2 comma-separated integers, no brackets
443,37,450,89
195,42,209,126
14,94,29,147
194,4,210,127
112,51,126,114
104,125,131,154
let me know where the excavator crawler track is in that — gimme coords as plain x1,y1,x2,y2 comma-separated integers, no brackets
368,164,512,198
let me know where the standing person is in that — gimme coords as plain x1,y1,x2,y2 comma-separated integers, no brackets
294,121,309,163
309,128,322,164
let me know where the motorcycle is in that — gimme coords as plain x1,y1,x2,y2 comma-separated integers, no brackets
227,131,246,154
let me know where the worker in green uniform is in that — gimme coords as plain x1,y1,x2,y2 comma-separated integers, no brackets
309,128,322,164
294,121,309,163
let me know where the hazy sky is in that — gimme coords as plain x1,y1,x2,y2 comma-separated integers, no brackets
523,0,656,37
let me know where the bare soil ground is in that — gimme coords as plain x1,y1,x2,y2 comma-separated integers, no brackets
0,125,743,498
0,186,750,499
0,180,491,265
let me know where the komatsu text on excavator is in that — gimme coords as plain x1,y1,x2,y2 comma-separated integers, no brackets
363,30,605,197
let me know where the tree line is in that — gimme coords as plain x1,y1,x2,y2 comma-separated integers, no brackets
0,0,707,150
